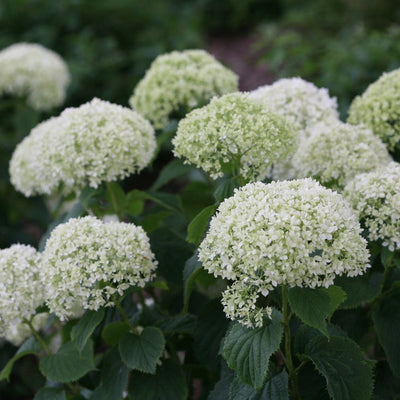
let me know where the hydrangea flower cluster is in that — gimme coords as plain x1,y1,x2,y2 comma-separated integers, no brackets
0,43,70,110
4,313,48,346
250,77,338,138
199,179,370,328
172,92,297,182
348,68,400,151
10,98,156,197
42,216,158,320
292,120,392,190
129,49,239,130
344,162,400,251
0,245,45,342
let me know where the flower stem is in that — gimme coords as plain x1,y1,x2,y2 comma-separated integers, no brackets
281,285,301,399
114,298,139,335
23,318,50,356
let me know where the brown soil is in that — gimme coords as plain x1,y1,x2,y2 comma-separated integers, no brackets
207,33,275,91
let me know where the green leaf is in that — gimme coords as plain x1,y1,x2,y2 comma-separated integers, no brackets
157,314,197,335
335,272,381,309
151,159,193,190
374,361,400,399
214,177,239,203
208,361,235,400
71,309,105,352
0,336,40,381
372,291,400,376
381,246,394,268
288,287,331,336
129,359,188,400
187,204,217,246
324,286,347,316
101,321,130,346
119,327,165,374
105,181,126,214
34,387,66,400
223,311,283,389
304,336,373,400
182,252,203,313
229,369,289,400
90,347,129,400
39,340,95,383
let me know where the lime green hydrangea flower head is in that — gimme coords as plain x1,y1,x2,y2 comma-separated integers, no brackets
129,49,239,130
199,179,370,328
0,42,70,110
343,162,400,251
292,120,392,190
42,216,158,320
172,92,297,182
250,77,338,138
0,244,45,341
10,98,156,197
348,68,400,151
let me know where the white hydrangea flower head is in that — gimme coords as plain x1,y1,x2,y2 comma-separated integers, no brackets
129,49,239,130
172,92,298,182
343,162,400,251
199,179,370,328
292,120,392,190
348,68,400,151
0,42,70,110
42,216,158,320
10,98,156,197
250,77,338,139
0,244,44,339
4,313,48,346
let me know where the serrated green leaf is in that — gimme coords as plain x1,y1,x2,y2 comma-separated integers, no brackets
323,286,347,317
90,347,128,400
101,321,130,346
182,252,203,313
223,311,283,389
71,309,105,352
229,378,259,400
105,181,126,214
187,204,217,246
34,387,66,400
129,359,188,400
335,272,381,309
208,361,235,400
119,327,165,374
0,336,40,381
39,340,95,383
151,159,193,190
304,336,373,400
288,287,331,336
214,177,239,203
372,291,400,376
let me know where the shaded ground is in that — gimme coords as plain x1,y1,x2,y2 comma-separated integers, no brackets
207,34,275,91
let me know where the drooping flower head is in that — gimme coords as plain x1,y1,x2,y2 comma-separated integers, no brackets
42,216,158,320
172,92,297,182
0,244,45,341
0,43,70,110
250,77,338,139
199,179,370,328
292,120,392,190
129,49,239,130
348,68,400,151
10,98,156,197
343,162,400,251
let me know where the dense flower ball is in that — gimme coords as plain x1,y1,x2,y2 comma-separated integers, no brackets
0,245,45,340
199,179,370,328
172,92,297,181
42,216,158,320
292,121,392,190
129,49,239,130
10,98,156,197
250,77,338,138
343,162,400,251
348,68,400,151
0,43,70,110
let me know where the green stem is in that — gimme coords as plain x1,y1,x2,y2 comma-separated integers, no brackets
371,262,394,311
106,182,122,220
23,318,50,356
281,285,301,400
114,298,138,335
